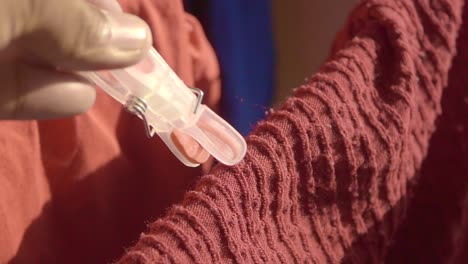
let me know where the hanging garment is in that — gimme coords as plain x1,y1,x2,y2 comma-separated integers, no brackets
1,0,467,263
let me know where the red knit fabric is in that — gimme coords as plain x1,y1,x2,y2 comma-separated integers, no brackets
117,0,468,263
1,0,466,263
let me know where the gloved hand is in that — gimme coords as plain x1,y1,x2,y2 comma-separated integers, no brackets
0,0,152,119
0,0,210,164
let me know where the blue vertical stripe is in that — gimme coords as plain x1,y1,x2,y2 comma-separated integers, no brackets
185,0,275,135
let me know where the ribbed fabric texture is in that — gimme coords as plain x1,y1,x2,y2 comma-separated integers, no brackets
118,0,467,263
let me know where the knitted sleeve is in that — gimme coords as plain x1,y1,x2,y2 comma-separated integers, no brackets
118,0,464,263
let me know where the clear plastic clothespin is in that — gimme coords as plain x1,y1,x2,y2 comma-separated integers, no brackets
80,3,247,167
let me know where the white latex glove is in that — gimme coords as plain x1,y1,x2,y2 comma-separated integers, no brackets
0,0,152,119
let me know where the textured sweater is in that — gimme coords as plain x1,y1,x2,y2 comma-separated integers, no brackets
118,0,468,263
1,0,467,263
